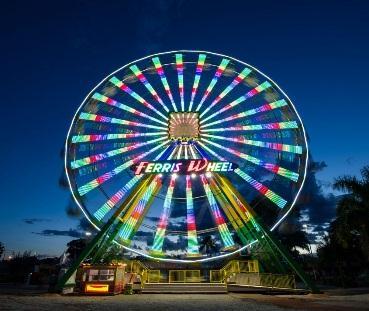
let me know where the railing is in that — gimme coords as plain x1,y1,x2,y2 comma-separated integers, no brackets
126,260,150,287
210,260,259,283
229,272,296,289
147,270,161,283
168,270,201,283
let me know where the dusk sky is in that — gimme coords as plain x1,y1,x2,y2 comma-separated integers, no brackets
1,0,369,257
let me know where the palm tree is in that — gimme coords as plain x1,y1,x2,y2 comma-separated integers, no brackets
332,165,369,261
199,235,218,255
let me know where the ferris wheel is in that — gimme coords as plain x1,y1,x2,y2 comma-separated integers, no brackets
65,50,308,262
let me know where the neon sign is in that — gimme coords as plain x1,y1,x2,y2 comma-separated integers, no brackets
133,160,237,175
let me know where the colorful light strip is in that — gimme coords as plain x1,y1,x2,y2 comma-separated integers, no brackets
176,144,183,159
201,99,287,128
79,112,167,130
201,121,298,133
118,177,160,242
196,141,287,208
200,174,235,248
151,176,176,252
72,131,167,143
201,134,302,154
152,57,178,112
201,81,272,124
93,145,172,221
109,76,168,121
129,64,170,112
94,175,142,221
208,177,252,244
188,144,197,159
195,58,230,112
200,67,252,118
175,54,185,111
184,144,189,159
201,138,299,181
92,92,167,126
188,54,206,111
77,140,169,196
186,175,200,255
216,175,261,232
71,137,167,169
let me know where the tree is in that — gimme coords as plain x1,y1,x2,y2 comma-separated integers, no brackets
317,165,369,286
0,242,4,260
332,166,369,261
66,239,87,262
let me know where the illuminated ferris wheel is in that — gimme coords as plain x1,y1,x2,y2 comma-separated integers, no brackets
65,51,308,262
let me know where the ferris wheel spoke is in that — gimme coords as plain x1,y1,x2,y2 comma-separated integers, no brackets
92,92,167,126
77,140,169,196
79,112,167,130
201,81,272,125
118,176,161,244
175,54,185,111
201,121,298,133
200,67,252,118
152,57,178,112
201,134,303,154
201,98,286,129
71,131,167,143
176,144,183,159
109,76,168,121
151,175,176,254
195,58,230,112
200,174,235,249
208,177,254,245
186,175,200,255
94,175,143,221
188,54,206,111
168,144,179,160
188,144,198,159
71,137,168,169
184,144,189,159
196,141,287,208
129,64,170,113
93,144,173,221
200,138,299,181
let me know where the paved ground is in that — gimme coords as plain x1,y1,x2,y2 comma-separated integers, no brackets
1,292,369,311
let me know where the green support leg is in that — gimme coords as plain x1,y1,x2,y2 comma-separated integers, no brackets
56,175,153,292
215,174,320,293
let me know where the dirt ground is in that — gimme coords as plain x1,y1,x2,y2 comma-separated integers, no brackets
1,292,369,311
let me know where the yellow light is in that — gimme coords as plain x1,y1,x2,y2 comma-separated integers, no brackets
85,284,109,293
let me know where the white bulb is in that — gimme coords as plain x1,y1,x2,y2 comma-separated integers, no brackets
205,172,212,178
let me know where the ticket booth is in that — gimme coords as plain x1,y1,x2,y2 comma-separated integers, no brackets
77,264,126,295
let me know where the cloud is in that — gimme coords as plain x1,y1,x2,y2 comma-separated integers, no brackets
23,218,50,225
33,229,84,238
145,216,160,223
297,158,337,243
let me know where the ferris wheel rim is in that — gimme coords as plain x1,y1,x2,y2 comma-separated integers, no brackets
64,50,309,263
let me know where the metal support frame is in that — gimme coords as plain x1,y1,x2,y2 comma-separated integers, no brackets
56,175,155,291
214,174,320,293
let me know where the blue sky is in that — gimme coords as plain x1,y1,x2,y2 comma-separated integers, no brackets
1,0,369,257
